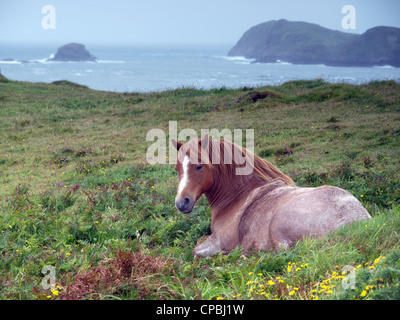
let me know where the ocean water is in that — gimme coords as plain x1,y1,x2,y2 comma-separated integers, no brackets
1,44,399,92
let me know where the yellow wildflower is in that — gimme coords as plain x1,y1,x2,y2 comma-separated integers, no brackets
360,290,368,298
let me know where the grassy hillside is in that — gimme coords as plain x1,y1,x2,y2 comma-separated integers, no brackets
0,75,399,300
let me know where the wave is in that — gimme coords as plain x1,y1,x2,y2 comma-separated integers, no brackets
374,65,395,69
0,57,125,64
0,59,21,64
220,57,294,66
218,55,255,64
97,60,125,64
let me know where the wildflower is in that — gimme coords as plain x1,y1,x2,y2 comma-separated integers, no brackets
248,272,253,276
267,280,275,286
216,297,223,300
374,256,382,264
360,290,368,298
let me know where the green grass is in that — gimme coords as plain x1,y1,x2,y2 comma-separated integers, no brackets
0,76,399,300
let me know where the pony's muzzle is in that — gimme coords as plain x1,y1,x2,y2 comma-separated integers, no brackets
175,196,194,214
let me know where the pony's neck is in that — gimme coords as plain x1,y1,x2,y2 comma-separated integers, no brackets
205,173,263,213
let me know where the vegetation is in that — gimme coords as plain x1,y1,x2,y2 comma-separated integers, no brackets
0,76,399,300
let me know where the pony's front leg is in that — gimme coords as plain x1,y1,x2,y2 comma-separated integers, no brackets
193,234,224,257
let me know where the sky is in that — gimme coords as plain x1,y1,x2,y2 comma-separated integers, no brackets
1,0,400,46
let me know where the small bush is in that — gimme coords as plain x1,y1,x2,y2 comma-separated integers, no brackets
59,250,175,300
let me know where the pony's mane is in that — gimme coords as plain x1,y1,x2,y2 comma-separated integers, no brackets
197,138,295,187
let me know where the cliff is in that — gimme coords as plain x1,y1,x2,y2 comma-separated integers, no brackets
228,20,400,67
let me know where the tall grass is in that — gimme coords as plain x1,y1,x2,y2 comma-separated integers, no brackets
0,77,399,300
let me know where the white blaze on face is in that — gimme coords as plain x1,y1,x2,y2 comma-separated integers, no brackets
177,155,190,197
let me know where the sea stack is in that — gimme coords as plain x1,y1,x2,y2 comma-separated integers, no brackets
48,43,97,62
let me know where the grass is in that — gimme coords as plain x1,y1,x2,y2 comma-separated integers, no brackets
0,75,399,300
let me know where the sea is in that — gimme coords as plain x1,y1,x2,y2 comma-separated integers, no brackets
1,44,399,93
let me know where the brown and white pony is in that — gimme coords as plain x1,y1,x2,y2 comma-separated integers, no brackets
172,135,370,257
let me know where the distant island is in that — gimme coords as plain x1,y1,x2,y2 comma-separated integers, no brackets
228,19,400,67
48,43,97,62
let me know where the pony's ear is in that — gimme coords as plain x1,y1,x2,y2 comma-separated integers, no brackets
199,134,209,150
172,139,182,151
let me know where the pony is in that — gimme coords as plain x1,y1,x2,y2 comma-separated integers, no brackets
172,135,370,257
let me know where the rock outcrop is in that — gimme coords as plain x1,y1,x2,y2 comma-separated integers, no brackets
48,43,97,62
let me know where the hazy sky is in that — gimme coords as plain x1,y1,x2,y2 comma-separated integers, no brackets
1,0,399,45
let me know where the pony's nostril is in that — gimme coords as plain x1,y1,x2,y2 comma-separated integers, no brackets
183,197,190,206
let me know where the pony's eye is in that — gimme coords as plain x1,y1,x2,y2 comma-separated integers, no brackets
196,165,203,171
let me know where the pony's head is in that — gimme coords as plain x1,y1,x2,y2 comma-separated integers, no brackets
172,135,213,213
